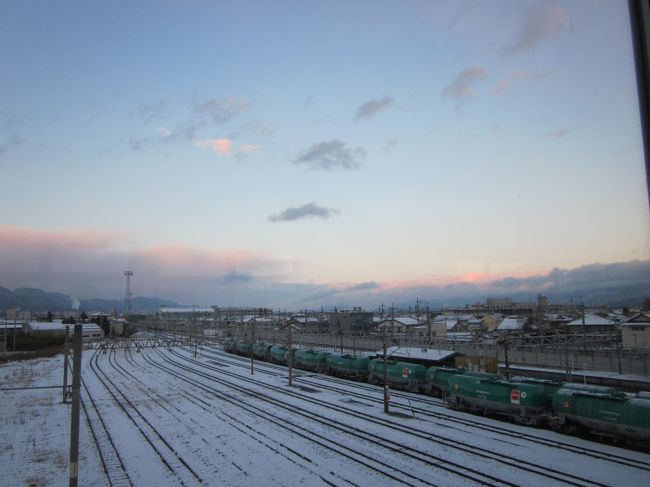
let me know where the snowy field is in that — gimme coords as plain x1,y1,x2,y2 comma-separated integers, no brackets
1,339,650,487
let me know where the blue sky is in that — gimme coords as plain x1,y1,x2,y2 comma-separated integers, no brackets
1,0,649,307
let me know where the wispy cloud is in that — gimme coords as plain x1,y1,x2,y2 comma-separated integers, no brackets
219,271,255,284
196,138,261,158
0,133,22,157
130,100,167,124
193,97,249,124
492,70,549,95
442,66,488,102
345,281,380,292
354,96,393,121
197,137,233,156
269,202,340,223
545,128,569,138
504,1,569,57
294,139,365,171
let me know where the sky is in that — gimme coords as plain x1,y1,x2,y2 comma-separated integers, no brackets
1,0,649,308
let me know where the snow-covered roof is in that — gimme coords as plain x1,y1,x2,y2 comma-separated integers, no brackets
27,322,66,331
445,319,459,330
567,315,616,326
497,316,527,330
379,346,456,362
621,313,650,326
456,314,475,321
379,317,420,327
159,307,214,314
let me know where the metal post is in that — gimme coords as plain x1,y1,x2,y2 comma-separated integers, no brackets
69,324,82,487
565,330,570,380
503,331,510,379
63,326,69,403
287,314,293,387
383,327,389,414
250,320,255,375
581,304,587,353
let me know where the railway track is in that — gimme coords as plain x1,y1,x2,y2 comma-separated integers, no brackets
78,362,134,487
145,345,614,487
87,348,205,486
197,343,650,473
140,347,507,486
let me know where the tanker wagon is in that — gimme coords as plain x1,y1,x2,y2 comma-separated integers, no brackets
448,375,553,426
235,340,253,356
294,349,331,372
253,342,273,360
368,359,427,392
270,345,293,365
552,385,650,446
425,367,500,396
327,353,370,380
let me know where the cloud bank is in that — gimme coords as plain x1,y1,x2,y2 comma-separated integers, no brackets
1,226,648,310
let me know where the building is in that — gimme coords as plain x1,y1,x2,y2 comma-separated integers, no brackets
376,316,420,334
497,316,529,334
329,308,373,334
620,313,650,348
566,314,617,333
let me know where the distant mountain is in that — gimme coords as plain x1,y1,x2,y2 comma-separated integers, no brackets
0,287,179,313
0,287,75,312
79,296,180,313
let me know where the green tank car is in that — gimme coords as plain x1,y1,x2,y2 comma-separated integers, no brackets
552,385,650,444
235,340,253,356
223,338,237,353
270,345,289,364
253,342,272,360
368,359,427,392
294,349,330,372
425,367,500,396
326,353,370,379
448,375,552,425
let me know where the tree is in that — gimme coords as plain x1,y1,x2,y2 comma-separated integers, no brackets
46,311,53,322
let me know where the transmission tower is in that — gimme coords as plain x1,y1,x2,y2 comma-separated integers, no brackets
124,270,134,315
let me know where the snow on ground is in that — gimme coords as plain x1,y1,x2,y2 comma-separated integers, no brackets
1,340,650,487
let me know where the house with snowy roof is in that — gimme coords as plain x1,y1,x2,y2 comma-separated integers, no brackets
566,314,617,333
620,312,650,348
497,316,529,334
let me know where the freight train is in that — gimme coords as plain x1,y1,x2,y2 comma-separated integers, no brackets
223,339,650,448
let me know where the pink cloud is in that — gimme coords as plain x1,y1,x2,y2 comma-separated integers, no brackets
504,2,569,56
382,269,544,291
493,71,549,95
443,66,488,102
197,139,261,158
0,226,287,303
197,137,233,156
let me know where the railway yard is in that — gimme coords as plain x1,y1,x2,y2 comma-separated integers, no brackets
1,336,650,486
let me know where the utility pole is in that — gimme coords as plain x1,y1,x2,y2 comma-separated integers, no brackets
63,326,70,403
581,303,587,353
68,324,82,487
194,312,198,358
564,328,571,380
383,322,389,414
287,311,293,387
503,331,510,379
250,318,255,375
